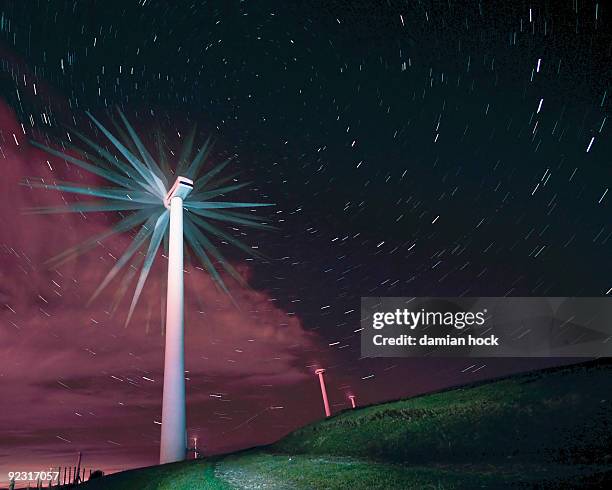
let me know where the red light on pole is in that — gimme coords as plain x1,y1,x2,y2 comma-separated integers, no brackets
315,368,331,417
348,394,356,409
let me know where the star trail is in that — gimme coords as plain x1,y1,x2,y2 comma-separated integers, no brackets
0,0,609,480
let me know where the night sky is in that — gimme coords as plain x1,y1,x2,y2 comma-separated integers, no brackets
0,0,610,482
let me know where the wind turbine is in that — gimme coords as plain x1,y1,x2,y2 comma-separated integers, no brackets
314,368,331,417
348,394,356,409
25,109,274,463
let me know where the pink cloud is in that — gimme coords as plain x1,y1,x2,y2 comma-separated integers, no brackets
0,98,320,480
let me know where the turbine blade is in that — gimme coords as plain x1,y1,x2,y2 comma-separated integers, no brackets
162,224,169,257
194,157,233,191
187,208,276,230
90,211,161,303
200,171,241,191
176,125,197,176
86,111,166,198
125,210,169,326
68,145,128,177
30,140,136,189
154,125,173,181
111,255,143,315
184,135,213,180
184,219,230,294
217,209,272,222
187,182,251,202
47,209,151,267
69,128,144,183
187,212,264,259
24,200,155,214
117,109,168,188
108,112,140,156
184,217,246,286
184,201,274,210
23,180,161,204
189,271,208,315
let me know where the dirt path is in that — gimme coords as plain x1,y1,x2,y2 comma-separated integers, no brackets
214,460,288,489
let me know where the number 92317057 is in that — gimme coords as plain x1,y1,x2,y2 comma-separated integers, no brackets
8,470,59,482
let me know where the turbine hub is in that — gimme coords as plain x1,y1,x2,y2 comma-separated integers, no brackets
164,176,194,208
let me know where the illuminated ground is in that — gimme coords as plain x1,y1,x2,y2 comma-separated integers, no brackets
76,360,611,489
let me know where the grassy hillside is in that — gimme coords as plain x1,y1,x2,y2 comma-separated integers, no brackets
72,459,231,490
272,359,612,465
76,360,612,489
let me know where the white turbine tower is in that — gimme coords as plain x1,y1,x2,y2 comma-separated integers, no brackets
160,176,193,463
26,110,274,465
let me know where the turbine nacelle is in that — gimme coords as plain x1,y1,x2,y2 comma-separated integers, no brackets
164,176,194,208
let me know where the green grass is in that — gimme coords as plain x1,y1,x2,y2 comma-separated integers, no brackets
78,459,231,490
77,360,612,489
215,453,611,489
272,360,612,465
